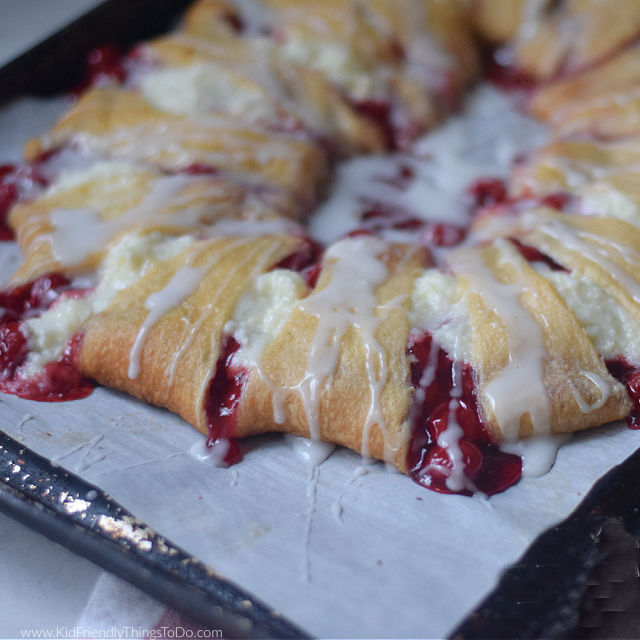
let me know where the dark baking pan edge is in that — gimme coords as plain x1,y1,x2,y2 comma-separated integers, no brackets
451,446,640,639
0,430,310,639
0,0,193,101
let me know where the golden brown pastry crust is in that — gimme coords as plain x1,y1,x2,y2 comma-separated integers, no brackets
141,33,389,155
25,89,329,208
472,0,526,44
8,167,285,284
475,0,640,81
78,234,302,434
530,45,640,138
452,238,631,440
237,243,427,470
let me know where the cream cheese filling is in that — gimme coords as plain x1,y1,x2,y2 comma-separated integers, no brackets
22,232,195,376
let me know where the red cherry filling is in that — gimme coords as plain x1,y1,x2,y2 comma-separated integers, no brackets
0,273,72,322
81,45,127,89
356,207,467,248
539,192,572,211
222,11,245,33
0,159,56,240
352,99,396,149
509,238,568,272
0,275,94,401
0,323,29,377
484,51,537,92
0,332,94,402
605,357,640,429
205,335,246,465
0,180,18,240
406,331,522,496
181,163,219,176
467,178,508,209
273,237,324,288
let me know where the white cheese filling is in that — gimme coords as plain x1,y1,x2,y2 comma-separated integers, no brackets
225,269,307,368
578,182,640,227
536,264,640,363
278,37,381,100
43,160,149,197
21,232,195,376
139,62,276,122
410,269,472,363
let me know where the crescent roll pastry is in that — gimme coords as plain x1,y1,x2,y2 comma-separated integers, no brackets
179,0,478,150
25,89,329,212
7,161,303,286
138,33,389,155
472,0,527,44
231,236,426,466
444,238,630,440
76,233,304,439
179,0,265,41
530,45,640,138
75,235,426,469
475,0,640,81
4,0,640,498
511,138,640,226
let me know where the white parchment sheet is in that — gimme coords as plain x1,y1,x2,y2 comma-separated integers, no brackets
0,89,638,640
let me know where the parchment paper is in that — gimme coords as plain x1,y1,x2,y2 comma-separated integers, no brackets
0,90,637,640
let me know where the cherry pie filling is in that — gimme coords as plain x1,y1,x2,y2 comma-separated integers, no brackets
205,335,246,466
204,239,325,464
0,274,94,401
484,52,537,93
73,44,130,93
273,236,324,288
406,331,522,496
0,160,52,240
605,357,640,429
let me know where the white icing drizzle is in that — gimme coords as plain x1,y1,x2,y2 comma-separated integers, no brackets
268,236,403,461
414,337,476,494
310,86,548,245
302,464,319,584
438,400,468,493
163,237,259,385
69,115,300,176
129,257,211,379
501,433,571,477
47,207,106,265
569,370,611,414
193,241,284,407
188,436,230,467
534,215,640,304
331,465,371,523
450,239,551,440
439,357,474,493
300,237,392,457
411,329,440,411
285,434,335,467
42,173,234,268
129,236,281,382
